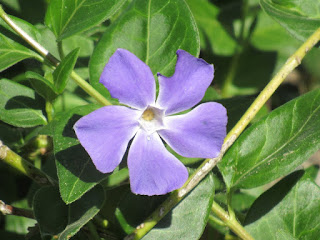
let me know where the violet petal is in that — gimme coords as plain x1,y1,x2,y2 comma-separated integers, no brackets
158,102,227,158
128,130,188,196
100,49,156,109
74,106,141,173
156,50,214,115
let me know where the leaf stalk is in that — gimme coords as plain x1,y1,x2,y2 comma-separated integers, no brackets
211,201,254,240
0,140,55,185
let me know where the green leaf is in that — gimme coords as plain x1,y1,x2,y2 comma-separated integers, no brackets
250,10,300,51
26,71,58,101
89,0,200,98
33,187,68,236
186,0,237,56
245,171,320,239
45,0,128,40
53,104,106,204
260,0,320,42
219,88,320,190
53,48,80,94
33,185,105,239
62,34,94,57
25,71,55,90
0,15,41,72
53,92,89,113
143,173,215,240
1,0,21,12
36,24,60,59
0,79,47,127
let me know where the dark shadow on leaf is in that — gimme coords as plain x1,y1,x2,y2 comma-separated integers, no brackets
55,144,106,183
5,94,43,110
244,170,304,226
118,189,170,229
18,0,46,24
62,114,81,139
0,25,32,48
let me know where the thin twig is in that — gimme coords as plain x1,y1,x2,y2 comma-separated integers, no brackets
0,200,34,219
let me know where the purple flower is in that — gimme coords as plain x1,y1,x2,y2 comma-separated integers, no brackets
74,49,227,196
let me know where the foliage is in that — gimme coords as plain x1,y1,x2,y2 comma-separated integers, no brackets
0,0,320,239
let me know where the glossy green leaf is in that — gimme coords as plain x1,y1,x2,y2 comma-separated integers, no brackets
53,104,106,204
26,71,55,90
0,79,47,127
0,15,41,72
186,0,237,55
36,24,59,59
143,173,215,240
62,34,94,57
260,0,320,42
245,171,320,239
45,0,127,40
53,48,80,94
89,0,200,98
26,71,58,101
33,185,105,239
219,89,320,190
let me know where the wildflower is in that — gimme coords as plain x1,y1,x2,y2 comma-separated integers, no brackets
74,49,227,196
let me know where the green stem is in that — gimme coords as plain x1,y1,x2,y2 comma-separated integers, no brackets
57,40,64,59
0,200,34,219
126,27,320,240
0,140,55,186
0,5,111,106
208,214,226,227
70,71,112,106
93,215,109,229
211,201,254,240
227,189,236,221
101,167,129,189
115,208,135,234
45,101,54,122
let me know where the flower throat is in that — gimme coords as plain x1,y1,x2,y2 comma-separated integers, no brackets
142,109,155,121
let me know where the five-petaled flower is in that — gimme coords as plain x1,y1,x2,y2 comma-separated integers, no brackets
74,49,227,196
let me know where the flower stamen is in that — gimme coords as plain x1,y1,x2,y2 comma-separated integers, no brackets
142,109,155,121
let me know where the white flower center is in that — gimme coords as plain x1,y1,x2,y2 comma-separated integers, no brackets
139,106,165,134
